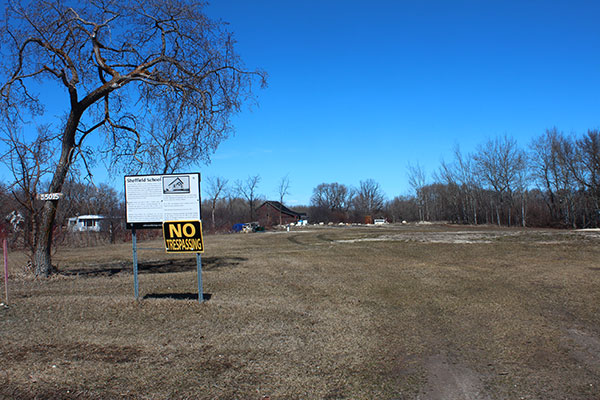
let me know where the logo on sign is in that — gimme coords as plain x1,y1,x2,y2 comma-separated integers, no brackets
162,220,204,253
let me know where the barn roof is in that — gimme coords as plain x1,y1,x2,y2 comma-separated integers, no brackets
257,201,306,218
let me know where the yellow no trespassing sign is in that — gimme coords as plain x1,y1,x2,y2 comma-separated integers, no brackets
162,220,204,253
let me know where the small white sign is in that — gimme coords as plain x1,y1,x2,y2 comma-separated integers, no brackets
37,193,63,201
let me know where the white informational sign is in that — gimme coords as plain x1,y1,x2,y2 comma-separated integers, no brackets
124,173,201,229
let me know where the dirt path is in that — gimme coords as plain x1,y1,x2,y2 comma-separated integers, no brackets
419,354,491,400
567,328,600,374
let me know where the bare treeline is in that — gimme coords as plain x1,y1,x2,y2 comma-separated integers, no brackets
399,129,600,228
291,128,600,228
3,128,599,253
202,178,386,228
307,180,385,223
205,128,600,229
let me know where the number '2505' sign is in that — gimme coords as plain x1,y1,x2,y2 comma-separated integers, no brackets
162,220,204,253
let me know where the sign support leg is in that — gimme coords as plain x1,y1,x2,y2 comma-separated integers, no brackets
3,238,8,305
132,227,139,299
196,253,203,303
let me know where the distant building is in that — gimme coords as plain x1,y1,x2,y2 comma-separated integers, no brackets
255,201,307,227
67,215,107,232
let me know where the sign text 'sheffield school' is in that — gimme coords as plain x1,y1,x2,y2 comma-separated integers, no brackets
126,176,162,183
162,220,204,253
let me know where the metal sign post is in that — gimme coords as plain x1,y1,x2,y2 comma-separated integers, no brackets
132,227,139,299
196,253,203,303
2,237,8,304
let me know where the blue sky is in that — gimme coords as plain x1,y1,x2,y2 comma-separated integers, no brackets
197,0,600,205
2,1,599,206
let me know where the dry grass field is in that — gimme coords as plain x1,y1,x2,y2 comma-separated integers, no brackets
1,224,600,399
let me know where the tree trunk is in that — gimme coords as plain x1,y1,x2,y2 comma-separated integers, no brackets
33,201,56,277
521,194,526,227
211,200,217,229
33,109,81,277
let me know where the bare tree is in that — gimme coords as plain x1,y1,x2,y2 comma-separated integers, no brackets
206,176,228,229
436,160,465,224
353,179,385,219
277,175,291,225
530,129,576,226
473,135,527,226
0,183,11,221
235,175,261,221
385,195,418,223
140,114,229,174
0,0,266,276
436,146,480,224
453,147,481,225
0,121,55,253
407,162,427,221
310,182,353,222
572,130,600,226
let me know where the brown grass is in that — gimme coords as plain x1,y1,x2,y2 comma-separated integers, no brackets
1,224,600,399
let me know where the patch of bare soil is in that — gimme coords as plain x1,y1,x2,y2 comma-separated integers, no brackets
0,342,141,364
419,354,491,400
333,227,600,245
334,231,510,244
567,328,600,374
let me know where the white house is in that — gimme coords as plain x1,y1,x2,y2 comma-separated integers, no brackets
67,215,107,232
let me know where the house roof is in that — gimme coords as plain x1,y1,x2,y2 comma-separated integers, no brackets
168,177,184,187
257,201,306,218
71,215,107,220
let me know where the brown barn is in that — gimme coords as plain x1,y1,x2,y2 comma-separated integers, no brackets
255,201,307,227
